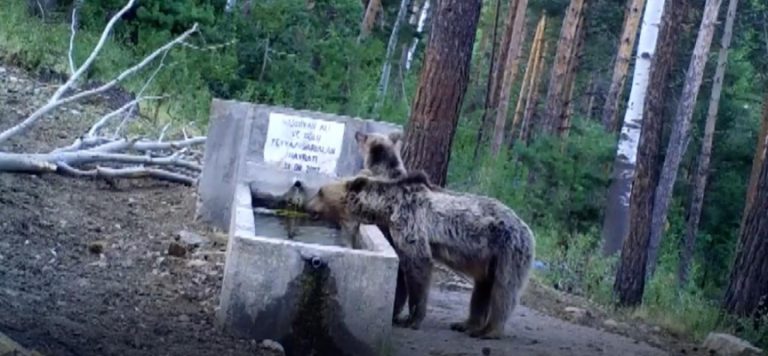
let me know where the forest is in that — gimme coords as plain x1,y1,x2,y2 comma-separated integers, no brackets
0,0,767,353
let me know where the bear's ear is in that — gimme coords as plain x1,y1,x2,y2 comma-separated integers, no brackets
355,131,368,145
400,170,430,186
388,131,403,144
347,176,369,193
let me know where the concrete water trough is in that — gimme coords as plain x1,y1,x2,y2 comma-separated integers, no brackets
197,100,402,356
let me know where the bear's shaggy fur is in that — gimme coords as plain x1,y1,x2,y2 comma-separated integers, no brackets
310,171,535,339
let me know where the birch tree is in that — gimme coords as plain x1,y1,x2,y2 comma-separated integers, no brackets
646,0,724,278
405,0,431,71
612,0,688,305
679,0,740,287
600,0,667,257
601,0,647,132
489,0,529,157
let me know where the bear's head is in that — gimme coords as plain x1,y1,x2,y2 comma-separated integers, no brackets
354,131,405,178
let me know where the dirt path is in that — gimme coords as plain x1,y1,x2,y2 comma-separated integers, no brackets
393,288,665,356
0,65,702,356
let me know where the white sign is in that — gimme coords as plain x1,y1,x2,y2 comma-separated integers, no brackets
262,112,346,176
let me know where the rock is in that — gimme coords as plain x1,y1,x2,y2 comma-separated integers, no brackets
563,306,590,321
702,332,762,356
603,319,619,328
167,242,187,257
176,230,210,249
178,314,191,323
481,346,491,355
186,259,208,268
259,339,285,355
88,241,106,254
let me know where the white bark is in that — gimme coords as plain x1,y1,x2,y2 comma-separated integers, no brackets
225,0,237,12
601,0,667,255
374,0,412,113
405,0,431,71
68,7,78,76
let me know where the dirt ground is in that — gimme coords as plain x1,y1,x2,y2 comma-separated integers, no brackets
0,65,707,356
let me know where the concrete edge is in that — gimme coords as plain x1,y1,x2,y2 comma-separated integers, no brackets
232,182,397,260
210,98,404,133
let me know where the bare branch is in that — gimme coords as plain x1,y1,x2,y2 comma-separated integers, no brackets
87,96,165,137
0,23,198,146
158,123,171,142
50,136,111,153
0,151,201,172
53,0,137,102
57,162,195,185
68,7,78,76
179,39,237,51
88,136,205,153
0,154,57,173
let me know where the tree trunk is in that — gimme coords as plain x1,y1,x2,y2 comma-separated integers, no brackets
601,0,647,132
613,0,689,305
559,5,586,139
405,0,432,71
474,0,520,160
402,0,483,187
520,32,549,145
646,0,723,279
741,97,768,232
510,13,546,148
489,0,529,157
360,0,383,40
678,0,739,287
374,0,413,114
722,99,768,319
601,0,669,258
542,0,585,135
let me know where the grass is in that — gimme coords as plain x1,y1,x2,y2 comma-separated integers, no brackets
1,1,765,351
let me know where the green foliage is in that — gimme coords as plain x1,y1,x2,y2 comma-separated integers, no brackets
2,0,768,349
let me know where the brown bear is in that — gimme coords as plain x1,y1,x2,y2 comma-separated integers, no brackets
305,171,536,339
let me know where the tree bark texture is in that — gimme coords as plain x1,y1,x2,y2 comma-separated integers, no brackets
613,0,688,305
739,96,768,239
520,32,549,145
679,0,740,287
601,0,670,257
542,0,585,135
601,0,647,132
559,6,587,139
474,0,519,159
489,0,529,157
360,0,383,40
646,0,723,279
510,13,546,147
402,0,483,187
374,0,413,113
722,105,768,319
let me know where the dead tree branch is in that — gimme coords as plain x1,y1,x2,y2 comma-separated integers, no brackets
0,0,208,187
57,163,195,185
0,18,198,146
